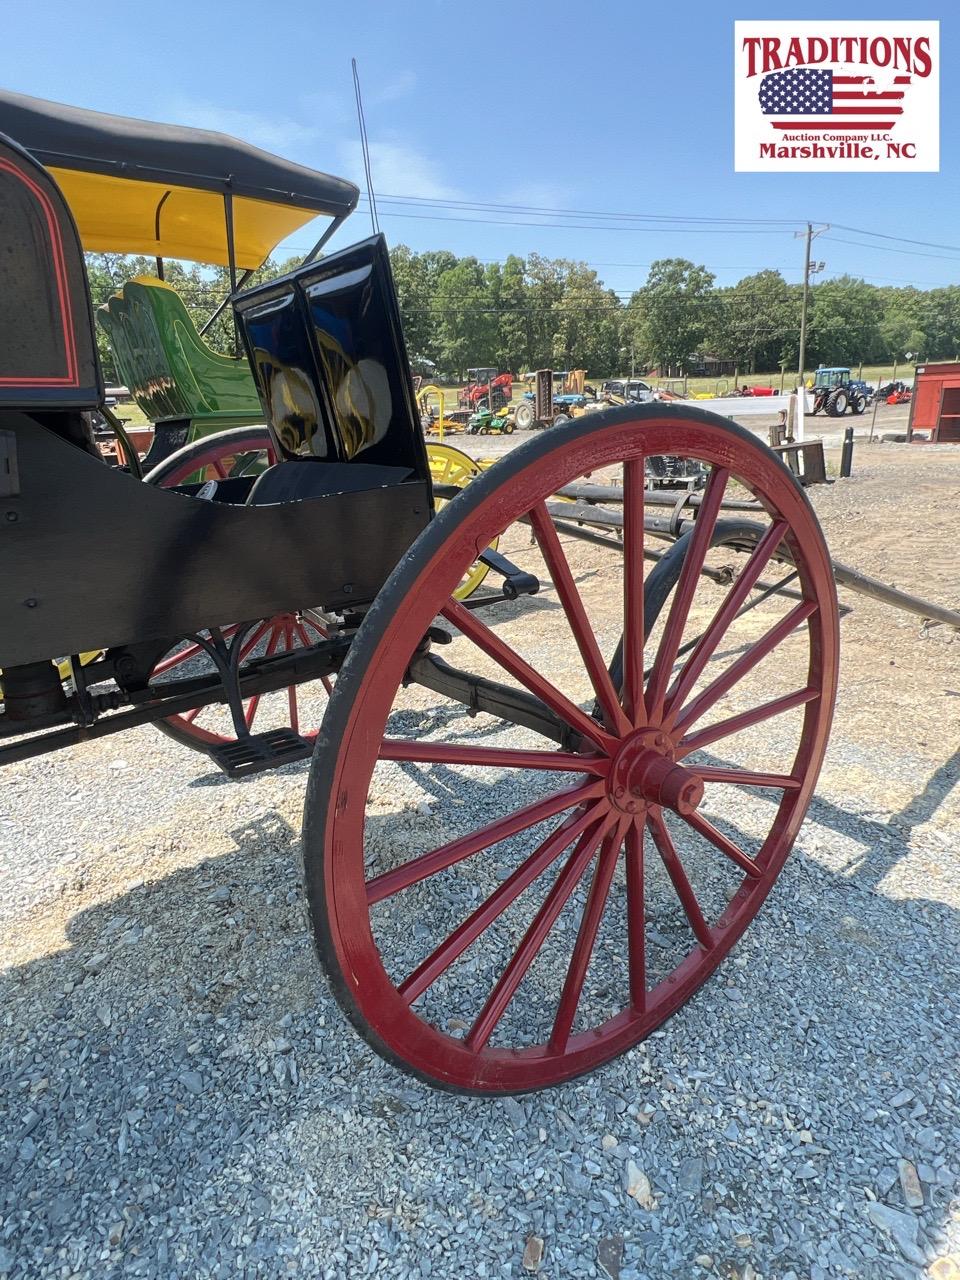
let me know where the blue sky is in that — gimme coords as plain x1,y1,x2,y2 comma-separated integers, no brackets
5,1,956,298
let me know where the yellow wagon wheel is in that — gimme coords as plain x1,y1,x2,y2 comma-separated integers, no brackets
426,443,499,600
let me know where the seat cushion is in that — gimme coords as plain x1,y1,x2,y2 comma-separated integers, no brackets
246,460,414,506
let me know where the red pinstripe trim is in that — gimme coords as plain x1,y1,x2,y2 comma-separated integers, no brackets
0,156,80,386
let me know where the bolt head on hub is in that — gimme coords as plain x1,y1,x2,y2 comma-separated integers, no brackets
608,728,703,817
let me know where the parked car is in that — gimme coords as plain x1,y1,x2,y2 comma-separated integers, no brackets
601,379,655,402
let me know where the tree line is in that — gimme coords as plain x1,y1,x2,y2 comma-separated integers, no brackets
86,248,954,385
391,248,949,380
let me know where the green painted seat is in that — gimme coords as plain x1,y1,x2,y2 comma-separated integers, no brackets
98,277,264,427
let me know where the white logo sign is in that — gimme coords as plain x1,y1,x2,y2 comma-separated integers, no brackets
734,21,939,172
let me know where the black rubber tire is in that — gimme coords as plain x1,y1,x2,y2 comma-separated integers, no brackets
513,400,535,430
851,394,866,415
825,389,848,417
143,424,273,486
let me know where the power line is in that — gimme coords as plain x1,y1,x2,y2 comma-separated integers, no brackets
357,207,800,234
823,235,960,264
363,192,803,228
364,193,960,256
832,223,960,254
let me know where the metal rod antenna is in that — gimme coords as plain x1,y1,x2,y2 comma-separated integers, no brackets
352,57,380,235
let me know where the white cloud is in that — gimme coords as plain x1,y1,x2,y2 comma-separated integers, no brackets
497,181,573,212
163,97,322,158
370,70,418,105
336,137,463,201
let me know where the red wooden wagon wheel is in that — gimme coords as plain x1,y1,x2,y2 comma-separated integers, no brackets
144,428,335,751
303,407,839,1093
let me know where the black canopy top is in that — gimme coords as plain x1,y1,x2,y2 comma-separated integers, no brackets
0,89,359,217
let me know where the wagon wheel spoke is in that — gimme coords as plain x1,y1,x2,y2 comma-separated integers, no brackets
234,619,273,666
671,600,818,737
622,459,647,727
550,816,631,1052
284,624,300,733
465,813,616,1052
366,778,606,905
528,503,630,736
379,740,610,774
294,620,319,648
661,518,789,720
645,466,729,721
693,766,801,789
441,598,617,754
647,809,714,948
677,686,820,758
398,805,606,1004
296,615,335,694
681,808,763,879
625,821,646,1010
243,624,283,730
211,459,228,480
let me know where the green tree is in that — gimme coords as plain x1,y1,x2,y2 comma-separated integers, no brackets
390,245,437,364
917,286,960,360
710,270,798,376
806,275,881,367
631,258,716,374
493,254,530,372
525,253,566,369
550,262,622,375
878,289,926,361
434,257,494,377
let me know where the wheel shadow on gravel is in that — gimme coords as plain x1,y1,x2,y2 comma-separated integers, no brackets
793,742,960,894
1,769,959,1280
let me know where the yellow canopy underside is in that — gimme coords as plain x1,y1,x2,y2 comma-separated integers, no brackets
51,168,323,269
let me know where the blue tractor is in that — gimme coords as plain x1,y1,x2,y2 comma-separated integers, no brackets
810,367,869,417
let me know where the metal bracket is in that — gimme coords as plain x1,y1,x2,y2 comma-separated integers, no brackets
477,546,540,599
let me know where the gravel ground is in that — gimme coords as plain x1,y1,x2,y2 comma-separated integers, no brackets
1,424,958,1280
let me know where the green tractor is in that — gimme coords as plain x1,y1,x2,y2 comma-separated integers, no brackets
810,367,869,417
467,405,516,435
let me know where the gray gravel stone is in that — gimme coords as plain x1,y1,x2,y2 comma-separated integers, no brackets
678,1156,704,1193
179,1070,204,1095
865,1204,926,1266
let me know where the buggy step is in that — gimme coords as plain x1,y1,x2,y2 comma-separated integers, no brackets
209,728,313,778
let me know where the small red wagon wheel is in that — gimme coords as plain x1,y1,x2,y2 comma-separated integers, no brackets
303,406,839,1093
144,428,335,751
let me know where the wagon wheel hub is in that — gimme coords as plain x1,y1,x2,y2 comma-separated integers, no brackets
608,727,703,817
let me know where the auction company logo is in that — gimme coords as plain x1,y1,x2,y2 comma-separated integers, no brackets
734,21,939,172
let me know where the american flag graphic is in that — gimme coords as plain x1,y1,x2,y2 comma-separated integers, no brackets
758,67,910,130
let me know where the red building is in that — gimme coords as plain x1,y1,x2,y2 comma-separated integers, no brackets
907,361,960,443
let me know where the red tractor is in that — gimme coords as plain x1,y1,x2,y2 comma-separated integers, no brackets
459,367,513,411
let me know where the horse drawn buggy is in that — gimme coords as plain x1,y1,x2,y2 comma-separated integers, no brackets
0,91,838,1093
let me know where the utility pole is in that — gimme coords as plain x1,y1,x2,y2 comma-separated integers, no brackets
796,222,828,387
